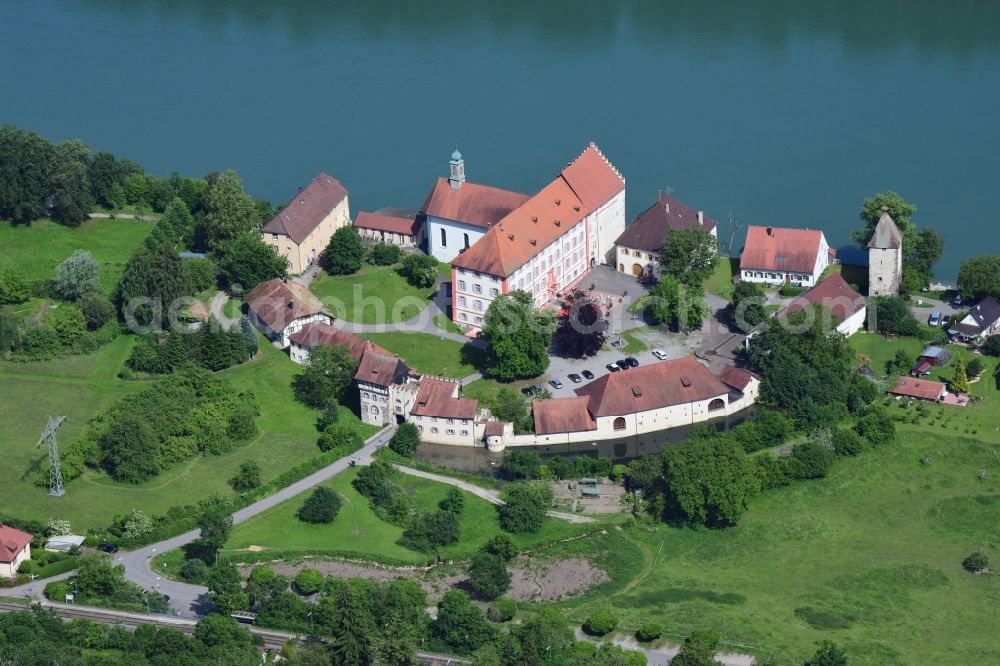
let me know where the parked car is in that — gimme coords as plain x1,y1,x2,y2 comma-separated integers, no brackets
652,348,668,360
549,379,563,389
616,359,630,370
942,315,951,327
953,294,962,306
606,363,620,373
568,373,582,383
581,369,595,380
98,543,119,553
625,356,639,368
929,311,942,327
530,383,543,395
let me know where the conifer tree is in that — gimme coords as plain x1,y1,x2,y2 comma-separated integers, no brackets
328,587,373,666
951,358,970,394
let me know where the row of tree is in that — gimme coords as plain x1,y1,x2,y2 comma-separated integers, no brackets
127,316,257,374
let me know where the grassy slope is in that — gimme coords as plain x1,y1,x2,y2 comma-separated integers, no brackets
226,467,588,564
309,264,437,324
0,218,152,294
0,335,376,530
360,332,486,379
704,256,737,299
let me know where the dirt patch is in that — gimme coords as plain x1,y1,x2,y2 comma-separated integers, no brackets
235,555,608,603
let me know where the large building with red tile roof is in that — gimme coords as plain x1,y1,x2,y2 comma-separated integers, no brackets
246,278,333,348
449,143,626,330
354,209,422,248
409,377,479,445
261,173,350,275
739,225,834,287
890,376,947,402
0,524,33,579
422,149,530,262
614,193,719,279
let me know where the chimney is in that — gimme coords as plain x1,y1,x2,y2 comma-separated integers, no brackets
697,211,704,226
767,227,773,236
658,189,662,201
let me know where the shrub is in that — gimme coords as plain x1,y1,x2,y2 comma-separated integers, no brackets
316,423,362,453
966,357,985,379
44,580,71,601
17,560,35,575
369,243,402,266
483,534,518,562
19,324,62,359
180,558,209,582
400,510,460,552
983,335,1000,357
53,250,100,301
293,568,324,594
855,407,896,446
76,291,115,330
297,486,342,524
315,400,340,432
0,268,30,304
51,303,87,347
583,610,618,636
400,254,439,288
787,440,835,479
635,621,663,642
963,551,989,573
230,460,262,491
184,257,218,292
487,597,517,622
389,422,421,457
611,464,630,482
831,428,867,456
503,450,541,480
438,487,465,515
467,552,511,600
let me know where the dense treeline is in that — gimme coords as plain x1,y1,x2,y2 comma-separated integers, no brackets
58,365,259,485
126,316,257,374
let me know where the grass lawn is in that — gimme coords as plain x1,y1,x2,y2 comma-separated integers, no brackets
0,333,376,531
619,327,650,354
0,218,152,294
704,256,737,299
460,377,536,406
225,467,589,565
360,332,485,379
309,264,438,324
433,312,465,335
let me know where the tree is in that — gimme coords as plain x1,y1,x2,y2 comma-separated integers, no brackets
54,250,100,300
400,253,440,287
788,440,835,479
636,622,663,642
951,358,971,393
51,303,87,347
852,191,918,249
194,613,254,650
293,568,324,595
582,610,618,637
481,291,555,380
197,506,233,564
431,590,494,654
115,244,194,328
831,428,867,456
322,226,366,275
292,343,359,408
201,170,259,253
216,232,287,290
966,357,985,379
854,406,896,446
659,226,718,287
498,483,553,533
389,421,421,457
661,432,761,526
77,291,115,330
328,586,375,666
439,486,466,514
553,288,608,357
677,285,709,332
868,296,919,336
229,460,262,491
487,597,517,623
962,551,989,573
671,628,723,666
885,348,912,376
180,558,209,582
206,562,249,613
503,450,541,480
317,423,362,452
903,227,945,293
0,268,30,304
983,335,1000,357
729,281,767,333
489,388,533,433
957,255,1000,301
0,125,57,225
468,552,511,600
804,641,848,666
298,486,342,523
483,534,518,561
369,242,402,266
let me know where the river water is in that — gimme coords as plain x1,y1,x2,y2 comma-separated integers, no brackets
3,1,998,279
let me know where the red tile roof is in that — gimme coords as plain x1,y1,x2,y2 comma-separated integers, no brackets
261,173,348,245
482,421,506,438
717,365,757,392
452,144,624,278
574,357,729,417
422,178,529,229
0,525,32,563
891,376,947,401
533,397,597,435
246,279,330,332
411,377,478,419
354,211,421,237
614,195,718,252
288,322,390,358
355,351,409,387
783,273,866,323
740,226,827,274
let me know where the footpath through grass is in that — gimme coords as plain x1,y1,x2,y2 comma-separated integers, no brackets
225,467,590,565
309,264,438,324
0,218,152,293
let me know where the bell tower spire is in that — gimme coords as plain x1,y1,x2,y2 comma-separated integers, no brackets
448,145,465,191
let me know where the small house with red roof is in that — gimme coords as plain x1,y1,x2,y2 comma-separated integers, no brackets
261,173,350,275
354,209,423,248
739,225,834,287
781,273,867,337
409,377,479,446
891,376,947,402
614,193,719,280
0,525,33,579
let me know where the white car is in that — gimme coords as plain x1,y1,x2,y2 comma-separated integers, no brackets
652,349,668,360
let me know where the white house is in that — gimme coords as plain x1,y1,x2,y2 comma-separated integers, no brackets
354,209,423,248
420,149,530,263
0,525,32,579
614,193,719,280
949,296,1000,343
782,273,867,337
450,143,626,331
739,226,834,287
409,377,479,446
245,278,333,349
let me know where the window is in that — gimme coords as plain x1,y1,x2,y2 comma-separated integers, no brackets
447,418,454,424
459,296,467,307
463,233,470,249
475,316,482,324
431,427,439,434
460,312,468,321
370,405,379,414
708,398,725,411
418,426,424,433
490,288,499,297
613,417,626,431
458,280,466,290
474,300,483,311
474,284,482,294
461,430,469,436
447,429,455,435
440,228,447,247
271,234,279,240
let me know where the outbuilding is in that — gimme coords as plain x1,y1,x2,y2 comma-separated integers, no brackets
0,525,33,579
